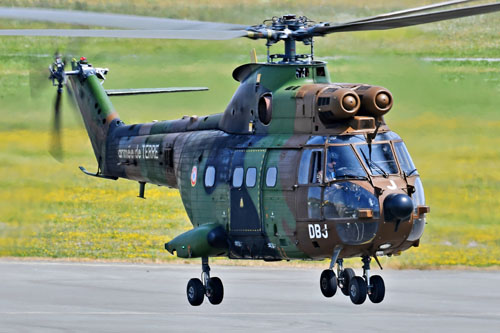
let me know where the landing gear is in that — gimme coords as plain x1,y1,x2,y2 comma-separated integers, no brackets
349,276,367,305
368,275,385,304
360,256,386,304
187,278,205,306
319,247,340,298
336,259,357,297
320,269,337,297
206,276,224,305
320,254,386,305
186,257,224,306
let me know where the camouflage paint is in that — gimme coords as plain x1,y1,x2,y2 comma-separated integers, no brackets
69,59,428,261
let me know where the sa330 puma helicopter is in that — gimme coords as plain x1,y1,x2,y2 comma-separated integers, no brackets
1,0,499,306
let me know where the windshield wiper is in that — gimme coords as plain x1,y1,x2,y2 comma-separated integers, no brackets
335,174,369,180
360,149,388,177
405,168,418,177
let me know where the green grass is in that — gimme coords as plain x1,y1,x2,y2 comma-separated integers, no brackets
0,0,500,267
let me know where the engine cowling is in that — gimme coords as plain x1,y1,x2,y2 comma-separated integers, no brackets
316,87,361,123
355,85,393,117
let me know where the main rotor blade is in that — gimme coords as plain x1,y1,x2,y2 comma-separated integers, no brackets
0,7,246,31
0,29,247,40
347,0,478,23
105,87,209,96
313,2,500,34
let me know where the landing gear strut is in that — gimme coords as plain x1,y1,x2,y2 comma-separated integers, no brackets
319,254,385,305
319,247,340,297
186,257,224,306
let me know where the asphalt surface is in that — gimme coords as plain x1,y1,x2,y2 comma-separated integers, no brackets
1,260,499,332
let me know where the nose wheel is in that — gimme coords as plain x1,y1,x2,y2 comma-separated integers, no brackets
320,269,337,297
186,257,224,306
319,254,385,305
338,267,355,296
368,274,385,304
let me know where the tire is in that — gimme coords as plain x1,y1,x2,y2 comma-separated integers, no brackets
207,277,224,305
187,278,205,306
368,275,385,304
320,270,337,298
339,268,355,296
349,276,367,305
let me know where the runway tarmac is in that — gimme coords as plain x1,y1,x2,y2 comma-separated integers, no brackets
0,260,499,332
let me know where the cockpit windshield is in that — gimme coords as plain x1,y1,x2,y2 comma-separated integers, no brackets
325,146,367,182
356,143,398,176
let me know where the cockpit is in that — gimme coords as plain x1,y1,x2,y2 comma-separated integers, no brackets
297,131,425,245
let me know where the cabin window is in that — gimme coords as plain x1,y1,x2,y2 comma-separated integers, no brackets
265,167,277,187
232,167,244,188
258,93,272,125
204,166,215,188
246,167,257,188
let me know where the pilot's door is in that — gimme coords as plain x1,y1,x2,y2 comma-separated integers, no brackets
229,149,266,234
296,148,324,220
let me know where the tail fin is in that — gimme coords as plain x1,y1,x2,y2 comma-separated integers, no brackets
67,59,121,174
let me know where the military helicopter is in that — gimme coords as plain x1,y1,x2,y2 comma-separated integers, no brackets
1,0,499,306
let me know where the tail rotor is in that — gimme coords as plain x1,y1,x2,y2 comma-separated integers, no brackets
48,53,68,161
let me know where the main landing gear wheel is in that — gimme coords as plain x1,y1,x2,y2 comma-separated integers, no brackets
339,268,355,296
349,276,367,305
186,257,224,306
206,276,224,305
368,275,385,304
320,269,337,297
187,278,205,306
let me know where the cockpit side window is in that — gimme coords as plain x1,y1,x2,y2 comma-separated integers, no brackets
298,149,323,184
394,141,418,176
310,150,323,183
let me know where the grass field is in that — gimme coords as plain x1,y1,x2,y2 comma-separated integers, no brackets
0,0,500,268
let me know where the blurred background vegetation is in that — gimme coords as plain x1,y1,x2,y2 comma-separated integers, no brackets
0,0,499,267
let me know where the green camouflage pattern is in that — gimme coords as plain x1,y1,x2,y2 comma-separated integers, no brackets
68,58,428,262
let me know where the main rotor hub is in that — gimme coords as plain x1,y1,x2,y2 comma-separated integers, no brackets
247,14,323,64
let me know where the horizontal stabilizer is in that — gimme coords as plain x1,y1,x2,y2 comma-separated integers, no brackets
105,87,209,96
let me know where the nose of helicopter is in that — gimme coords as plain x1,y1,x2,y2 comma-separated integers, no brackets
383,193,413,222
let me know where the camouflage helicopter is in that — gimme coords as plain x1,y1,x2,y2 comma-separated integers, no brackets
1,0,499,306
